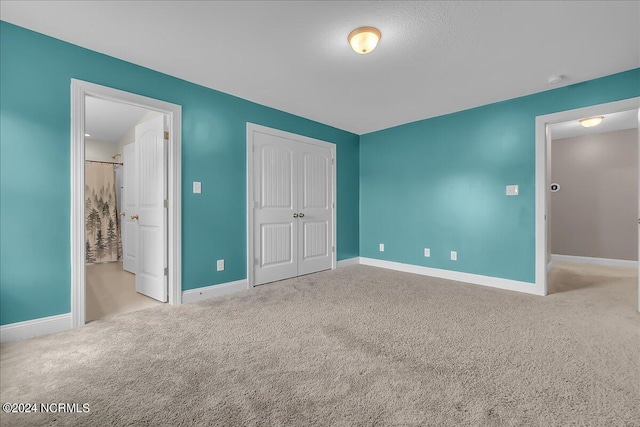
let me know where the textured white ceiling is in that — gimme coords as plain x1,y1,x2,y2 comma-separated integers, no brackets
550,109,639,140
1,1,638,134
85,97,149,143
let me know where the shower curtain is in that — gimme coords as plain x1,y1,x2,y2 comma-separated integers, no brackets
85,163,122,263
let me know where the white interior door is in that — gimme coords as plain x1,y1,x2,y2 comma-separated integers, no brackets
122,142,138,274
253,132,299,286
134,115,168,302
298,142,333,276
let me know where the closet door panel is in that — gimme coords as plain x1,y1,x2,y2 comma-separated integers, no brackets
298,145,333,276
253,132,299,285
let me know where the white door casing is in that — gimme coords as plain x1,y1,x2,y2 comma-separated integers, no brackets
122,142,138,274
71,79,182,328
134,115,168,302
248,123,336,287
534,97,640,311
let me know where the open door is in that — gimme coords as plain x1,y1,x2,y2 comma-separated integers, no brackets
133,115,168,302
122,142,138,274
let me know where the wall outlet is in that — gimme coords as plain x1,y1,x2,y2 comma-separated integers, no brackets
216,259,224,271
193,181,202,194
450,251,457,261
379,243,385,252
424,248,430,257
506,185,519,196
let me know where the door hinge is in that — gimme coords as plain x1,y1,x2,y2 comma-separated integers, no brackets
164,267,169,276
164,199,168,208
331,158,335,165
255,258,259,266
164,131,169,140
332,246,335,253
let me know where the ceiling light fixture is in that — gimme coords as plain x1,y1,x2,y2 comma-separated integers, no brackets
84,133,90,137
348,26,381,54
579,116,604,128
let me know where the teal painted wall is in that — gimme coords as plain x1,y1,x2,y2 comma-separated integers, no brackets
0,22,360,325
360,69,639,284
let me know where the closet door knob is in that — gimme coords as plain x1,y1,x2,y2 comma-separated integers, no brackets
130,214,139,220
299,213,304,218
293,213,299,218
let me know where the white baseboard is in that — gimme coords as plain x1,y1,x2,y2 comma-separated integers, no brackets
359,257,541,295
337,257,361,268
1,313,72,343
551,254,638,269
182,279,249,304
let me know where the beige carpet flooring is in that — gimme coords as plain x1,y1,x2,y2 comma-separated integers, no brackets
1,263,638,426
86,262,163,323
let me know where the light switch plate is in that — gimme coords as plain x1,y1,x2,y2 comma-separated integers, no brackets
506,185,519,196
424,248,430,257
193,181,202,194
216,259,224,271
379,243,385,252
450,251,457,261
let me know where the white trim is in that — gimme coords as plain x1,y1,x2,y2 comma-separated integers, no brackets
337,257,361,268
551,254,638,269
1,313,72,343
182,280,248,304
246,123,337,288
359,257,541,295
71,79,182,328
535,97,640,297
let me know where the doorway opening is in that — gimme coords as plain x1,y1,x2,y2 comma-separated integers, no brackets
84,97,165,322
535,97,640,310
71,80,182,327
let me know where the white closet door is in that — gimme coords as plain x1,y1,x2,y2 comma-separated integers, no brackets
297,143,333,276
122,142,138,274
134,115,168,302
253,131,299,286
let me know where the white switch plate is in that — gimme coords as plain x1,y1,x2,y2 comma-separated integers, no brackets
193,181,202,194
506,185,519,196
216,259,224,271
450,251,457,261
424,248,430,257
379,243,384,252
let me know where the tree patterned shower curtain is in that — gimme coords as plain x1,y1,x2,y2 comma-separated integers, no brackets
85,163,122,263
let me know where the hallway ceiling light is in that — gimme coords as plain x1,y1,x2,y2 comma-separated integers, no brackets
578,116,604,128
348,26,381,54
85,133,90,137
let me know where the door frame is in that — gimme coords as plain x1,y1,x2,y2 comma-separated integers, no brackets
71,79,182,327
246,123,337,288
534,97,640,303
